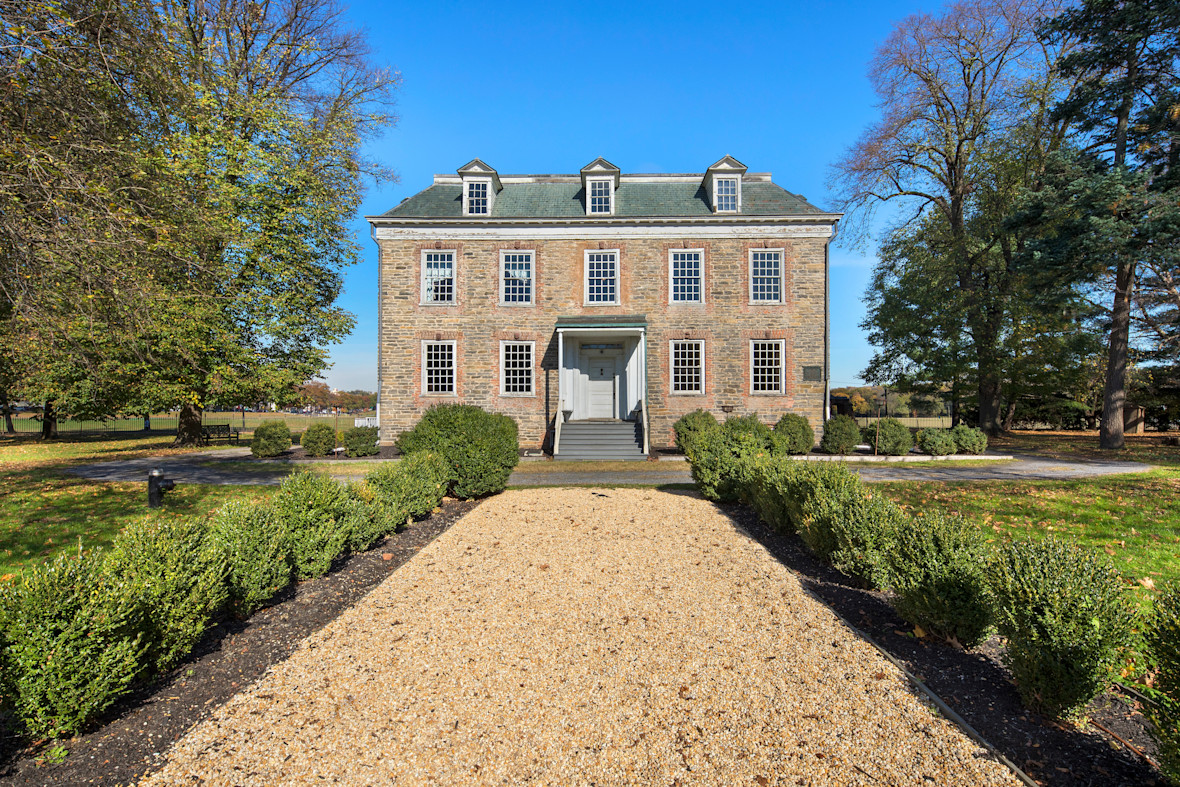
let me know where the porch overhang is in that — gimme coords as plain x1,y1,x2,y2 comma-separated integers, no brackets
555,316,648,423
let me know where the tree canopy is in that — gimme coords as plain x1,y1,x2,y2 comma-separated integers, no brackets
0,0,398,441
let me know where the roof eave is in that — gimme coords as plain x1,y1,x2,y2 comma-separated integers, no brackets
367,213,843,224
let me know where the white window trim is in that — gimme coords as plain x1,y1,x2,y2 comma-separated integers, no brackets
420,249,457,306
750,339,786,395
667,248,705,305
499,340,536,397
421,340,457,396
586,178,614,216
498,250,535,306
463,177,494,216
583,249,621,306
669,339,705,395
748,248,785,305
712,174,742,213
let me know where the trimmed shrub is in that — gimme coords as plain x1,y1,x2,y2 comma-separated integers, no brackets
820,415,861,455
951,424,988,455
885,513,992,647
395,404,519,498
342,425,379,458
251,420,291,458
797,465,901,588
746,456,801,534
291,431,302,445
0,552,147,738
673,409,720,459
916,428,956,456
688,414,774,503
272,472,354,579
208,501,294,617
342,485,394,553
773,413,815,455
861,417,914,456
987,537,1135,719
366,452,448,523
1148,587,1180,782
104,517,228,675
302,422,337,457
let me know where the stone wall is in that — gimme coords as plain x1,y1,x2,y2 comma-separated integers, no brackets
376,234,829,449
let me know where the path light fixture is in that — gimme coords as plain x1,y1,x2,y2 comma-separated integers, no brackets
148,468,176,508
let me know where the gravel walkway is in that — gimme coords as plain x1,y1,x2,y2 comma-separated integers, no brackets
141,488,1019,786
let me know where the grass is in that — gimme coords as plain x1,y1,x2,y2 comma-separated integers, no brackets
876,468,1180,609
0,433,276,576
990,429,1180,467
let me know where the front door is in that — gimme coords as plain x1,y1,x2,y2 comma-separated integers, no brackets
586,358,615,418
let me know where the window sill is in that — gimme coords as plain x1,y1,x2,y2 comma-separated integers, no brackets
669,391,705,396
419,301,458,307
499,392,536,398
748,300,783,306
498,301,535,307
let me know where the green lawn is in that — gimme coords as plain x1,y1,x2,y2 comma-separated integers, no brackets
0,434,276,576
876,468,1180,609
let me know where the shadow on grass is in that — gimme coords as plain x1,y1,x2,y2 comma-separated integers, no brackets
0,467,276,575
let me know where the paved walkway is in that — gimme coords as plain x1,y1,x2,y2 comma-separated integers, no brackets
65,449,1153,487
141,489,1021,786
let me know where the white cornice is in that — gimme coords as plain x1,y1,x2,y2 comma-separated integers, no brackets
369,216,839,241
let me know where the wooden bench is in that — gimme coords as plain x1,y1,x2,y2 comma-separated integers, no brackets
201,423,240,444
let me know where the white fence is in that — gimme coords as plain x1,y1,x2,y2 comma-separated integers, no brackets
354,416,379,428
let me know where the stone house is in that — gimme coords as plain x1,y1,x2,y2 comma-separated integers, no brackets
366,157,840,459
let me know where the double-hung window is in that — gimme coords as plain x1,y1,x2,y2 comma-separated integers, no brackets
422,341,456,395
588,179,613,214
749,249,783,303
585,250,619,304
669,250,703,303
751,340,785,394
500,251,534,305
715,178,738,212
466,180,489,215
500,341,534,396
670,340,704,394
421,251,455,304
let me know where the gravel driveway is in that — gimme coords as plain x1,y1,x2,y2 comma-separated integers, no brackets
141,489,1019,786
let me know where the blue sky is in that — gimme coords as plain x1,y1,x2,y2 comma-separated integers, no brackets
322,0,933,392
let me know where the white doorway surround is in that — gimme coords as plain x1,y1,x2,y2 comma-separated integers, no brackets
556,316,647,423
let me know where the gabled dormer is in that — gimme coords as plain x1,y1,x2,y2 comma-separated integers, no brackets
580,157,621,216
705,155,747,214
458,159,502,216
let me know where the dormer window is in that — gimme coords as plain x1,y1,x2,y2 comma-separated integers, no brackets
715,178,738,212
467,180,489,214
580,157,621,217
588,179,613,214
705,155,747,214
456,159,501,217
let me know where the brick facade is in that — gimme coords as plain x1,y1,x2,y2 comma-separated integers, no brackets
374,232,831,450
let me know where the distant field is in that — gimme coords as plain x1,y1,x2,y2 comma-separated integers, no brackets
8,410,377,435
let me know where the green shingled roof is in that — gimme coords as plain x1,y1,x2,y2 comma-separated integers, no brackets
382,180,827,218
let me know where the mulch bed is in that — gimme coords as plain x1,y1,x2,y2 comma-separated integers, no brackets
725,503,1165,787
0,498,481,785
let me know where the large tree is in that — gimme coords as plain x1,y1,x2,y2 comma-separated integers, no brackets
833,0,1082,432
1033,0,1180,448
0,0,398,442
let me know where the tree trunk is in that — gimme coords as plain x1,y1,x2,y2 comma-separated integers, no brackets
40,400,57,439
3,409,13,434
1002,399,1018,432
1100,259,1136,450
174,401,205,446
